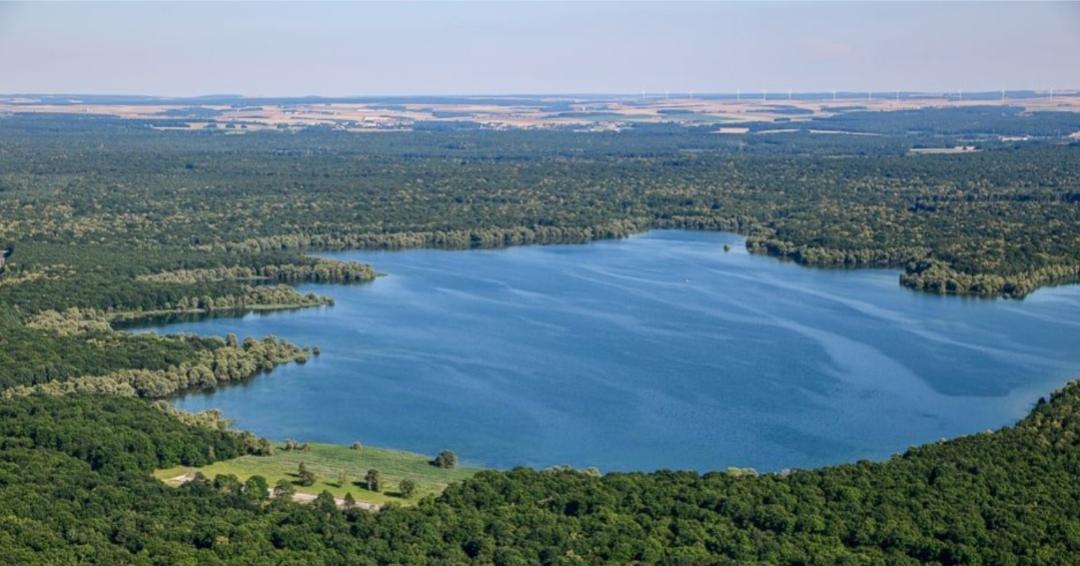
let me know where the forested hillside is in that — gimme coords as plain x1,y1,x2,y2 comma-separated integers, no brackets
1,111,1079,564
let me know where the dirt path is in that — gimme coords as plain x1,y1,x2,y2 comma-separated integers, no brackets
291,492,382,511
165,472,382,510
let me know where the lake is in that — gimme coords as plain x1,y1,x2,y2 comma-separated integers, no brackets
139,231,1080,472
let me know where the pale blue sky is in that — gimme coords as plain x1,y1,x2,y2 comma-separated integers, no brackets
0,1,1077,96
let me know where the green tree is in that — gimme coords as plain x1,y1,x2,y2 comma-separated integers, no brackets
399,477,417,498
244,475,269,501
433,449,458,469
365,469,381,492
315,490,337,514
273,478,296,499
212,473,241,496
297,462,316,486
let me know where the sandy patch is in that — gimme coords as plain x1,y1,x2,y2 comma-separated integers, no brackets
909,146,979,154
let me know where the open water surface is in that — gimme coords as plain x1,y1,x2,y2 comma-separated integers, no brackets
139,231,1080,472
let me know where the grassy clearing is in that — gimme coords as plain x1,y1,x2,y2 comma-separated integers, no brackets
155,442,480,506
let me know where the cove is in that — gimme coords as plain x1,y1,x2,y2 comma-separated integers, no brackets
142,231,1080,472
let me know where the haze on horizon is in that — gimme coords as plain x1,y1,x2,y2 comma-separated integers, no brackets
0,1,1077,98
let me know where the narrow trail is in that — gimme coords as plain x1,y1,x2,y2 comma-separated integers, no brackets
165,473,383,511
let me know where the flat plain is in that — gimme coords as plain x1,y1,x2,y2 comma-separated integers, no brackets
4,91,1079,132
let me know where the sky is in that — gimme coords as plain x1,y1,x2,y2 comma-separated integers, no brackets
0,1,1077,97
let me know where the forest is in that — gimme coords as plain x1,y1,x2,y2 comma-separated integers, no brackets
1,378,1079,564
0,109,1079,563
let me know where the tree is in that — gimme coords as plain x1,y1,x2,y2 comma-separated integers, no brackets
244,475,269,501
365,469,381,492
433,449,458,469
298,462,316,486
337,471,348,487
273,478,295,499
399,478,417,498
256,437,273,456
350,441,362,450
314,490,337,514
213,473,241,496
343,492,357,509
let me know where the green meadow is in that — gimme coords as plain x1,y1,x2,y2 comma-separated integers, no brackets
155,442,480,506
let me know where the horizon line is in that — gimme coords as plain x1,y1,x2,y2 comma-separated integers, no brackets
3,89,1080,101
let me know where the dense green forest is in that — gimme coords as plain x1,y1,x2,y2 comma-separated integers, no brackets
1,110,1079,563
2,110,1078,306
2,381,1080,564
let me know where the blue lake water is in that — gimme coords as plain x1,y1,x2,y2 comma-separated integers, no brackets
143,231,1080,472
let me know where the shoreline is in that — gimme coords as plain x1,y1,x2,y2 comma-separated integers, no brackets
157,230,1080,473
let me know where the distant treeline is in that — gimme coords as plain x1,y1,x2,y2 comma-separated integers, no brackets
2,113,1078,306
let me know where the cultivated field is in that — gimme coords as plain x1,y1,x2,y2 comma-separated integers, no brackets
4,91,1079,132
